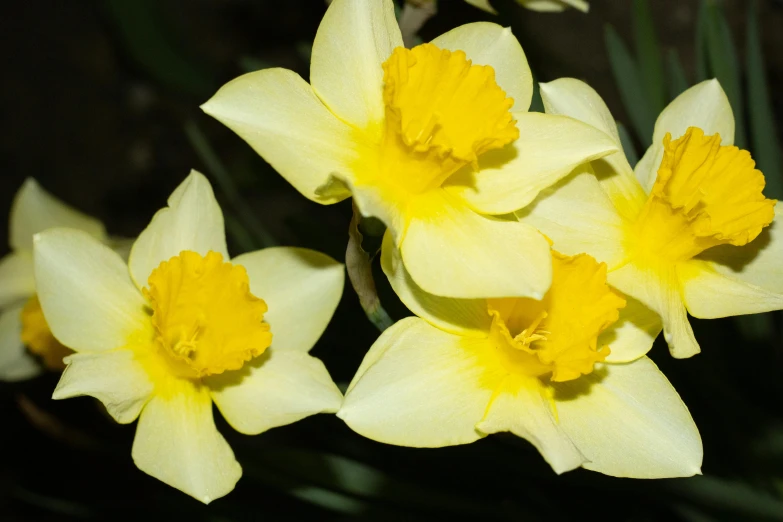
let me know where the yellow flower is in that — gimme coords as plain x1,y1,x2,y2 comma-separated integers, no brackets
518,78,783,358
0,179,110,380
465,0,589,14
35,171,345,503
201,0,616,300
339,237,701,477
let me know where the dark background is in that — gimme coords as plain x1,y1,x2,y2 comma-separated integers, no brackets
2,1,783,520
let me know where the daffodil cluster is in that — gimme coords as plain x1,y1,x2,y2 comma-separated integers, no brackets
11,0,781,505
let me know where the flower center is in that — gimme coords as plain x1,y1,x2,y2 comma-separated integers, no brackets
488,252,624,382
375,43,518,194
630,127,775,264
143,250,272,378
20,294,72,371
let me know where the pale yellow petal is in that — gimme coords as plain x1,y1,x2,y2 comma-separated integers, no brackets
520,0,589,12
232,247,344,353
430,22,532,112
34,229,149,352
129,171,228,289
208,348,342,435
201,69,358,204
476,376,585,474
555,357,702,478
339,317,500,447
401,190,552,299
132,381,241,504
11,178,106,252
447,112,617,216
0,251,35,308
53,349,153,423
0,304,41,381
600,295,662,363
463,0,497,14
310,0,402,129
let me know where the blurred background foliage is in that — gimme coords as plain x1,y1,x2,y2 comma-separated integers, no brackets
2,0,783,520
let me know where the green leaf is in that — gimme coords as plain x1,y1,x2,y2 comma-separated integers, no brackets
695,0,710,81
746,0,783,199
665,476,783,521
666,48,689,100
632,0,665,112
617,121,640,168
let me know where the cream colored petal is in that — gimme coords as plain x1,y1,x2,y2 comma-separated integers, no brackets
0,251,35,308
232,247,344,353
430,22,532,112
201,69,358,204
34,229,150,352
401,190,552,299
610,263,700,359
447,112,617,216
539,78,646,219
517,167,628,269
53,349,153,424
555,357,702,478
132,380,241,504
208,348,342,435
635,79,734,193
339,317,500,447
128,171,228,289
521,0,589,12
601,295,662,363
310,0,402,129
10,178,106,252
380,232,491,338
476,377,585,474
463,0,497,14
0,304,41,381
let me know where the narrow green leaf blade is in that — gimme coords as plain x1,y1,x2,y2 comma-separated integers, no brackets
666,48,689,101
617,121,640,168
632,0,666,112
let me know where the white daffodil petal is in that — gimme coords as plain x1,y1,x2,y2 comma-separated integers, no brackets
555,358,702,478
447,112,617,216
463,0,497,14
10,178,106,252
209,348,342,435
129,171,228,289
610,264,700,359
401,190,552,299
517,167,628,269
380,232,491,338
0,251,35,309
132,382,241,504
53,349,153,424
521,0,589,12
201,69,358,204
476,377,585,474
310,0,402,129
34,229,150,352
430,22,532,112
339,317,499,447
600,295,662,363
0,305,41,381
232,247,344,353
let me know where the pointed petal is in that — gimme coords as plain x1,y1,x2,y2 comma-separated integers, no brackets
636,79,734,193
11,178,106,252
339,317,500,447
380,232,491,338
0,305,41,381
447,112,617,216
208,348,342,435
53,349,153,423
232,247,344,353
610,263,700,359
517,167,628,269
463,0,497,14
555,357,702,478
132,381,241,504
0,252,35,308
401,190,552,299
201,69,358,204
476,377,585,474
34,229,149,352
600,295,662,363
310,0,402,129
521,0,589,13
129,171,228,289
430,22,532,112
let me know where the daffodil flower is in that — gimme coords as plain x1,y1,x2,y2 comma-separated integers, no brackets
34,171,345,503
518,78,782,358
465,0,589,14
338,237,701,478
201,0,616,300
0,179,112,381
